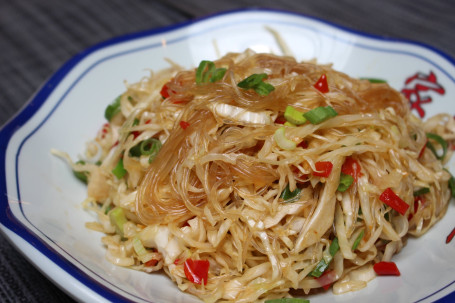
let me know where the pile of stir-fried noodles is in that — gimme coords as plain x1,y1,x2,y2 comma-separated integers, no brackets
59,50,455,302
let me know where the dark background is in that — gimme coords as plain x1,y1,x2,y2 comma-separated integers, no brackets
1,1,454,302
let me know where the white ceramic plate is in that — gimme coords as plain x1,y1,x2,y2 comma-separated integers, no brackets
1,9,454,303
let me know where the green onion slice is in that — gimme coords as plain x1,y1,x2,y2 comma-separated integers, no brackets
337,173,354,192
237,73,275,96
112,158,127,179
352,230,364,251
196,60,226,84
360,77,387,83
329,237,340,256
413,187,430,197
280,184,302,202
444,168,455,198
426,133,448,161
310,259,329,278
303,106,338,125
284,106,307,125
105,95,121,122
73,160,88,184
129,138,162,159
310,237,339,277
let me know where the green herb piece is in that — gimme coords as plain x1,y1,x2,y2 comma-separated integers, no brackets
310,259,329,278
337,173,354,192
73,160,88,184
105,95,121,121
280,184,302,202
360,77,387,83
104,204,113,215
284,106,307,125
310,238,339,277
303,106,338,124
284,121,296,127
426,133,448,161
196,60,226,84
329,237,340,256
112,158,127,179
237,73,275,96
265,298,310,303
132,118,140,126
450,174,455,198
109,207,128,237
209,67,227,82
352,230,364,251
413,187,430,197
129,138,162,159
444,168,455,198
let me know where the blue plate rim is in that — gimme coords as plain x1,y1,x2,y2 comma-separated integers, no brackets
0,7,454,303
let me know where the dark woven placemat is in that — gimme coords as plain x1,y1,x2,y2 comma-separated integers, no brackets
1,1,454,302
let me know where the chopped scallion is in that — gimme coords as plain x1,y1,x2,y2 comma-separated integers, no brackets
129,138,162,160
329,237,339,256
280,184,302,202
104,95,121,122
237,73,275,96
337,173,354,192
426,133,448,161
444,168,455,198
196,60,226,84
352,230,364,251
413,187,430,197
310,260,329,278
112,158,127,179
284,106,307,125
360,77,387,83
303,106,338,124
73,160,88,184
310,238,339,277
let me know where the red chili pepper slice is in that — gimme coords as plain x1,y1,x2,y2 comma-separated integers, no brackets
379,188,409,216
184,259,210,285
373,261,400,276
446,227,455,244
313,161,333,177
179,121,190,129
131,131,141,139
160,83,171,99
341,157,362,182
274,115,287,124
145,259,158,267
315,270,336,290
314,74,329,93
297,140,308,149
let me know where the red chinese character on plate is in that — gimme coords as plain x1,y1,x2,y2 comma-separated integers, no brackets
401,71,445,118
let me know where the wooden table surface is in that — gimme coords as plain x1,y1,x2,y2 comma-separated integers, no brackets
1,1,454,302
